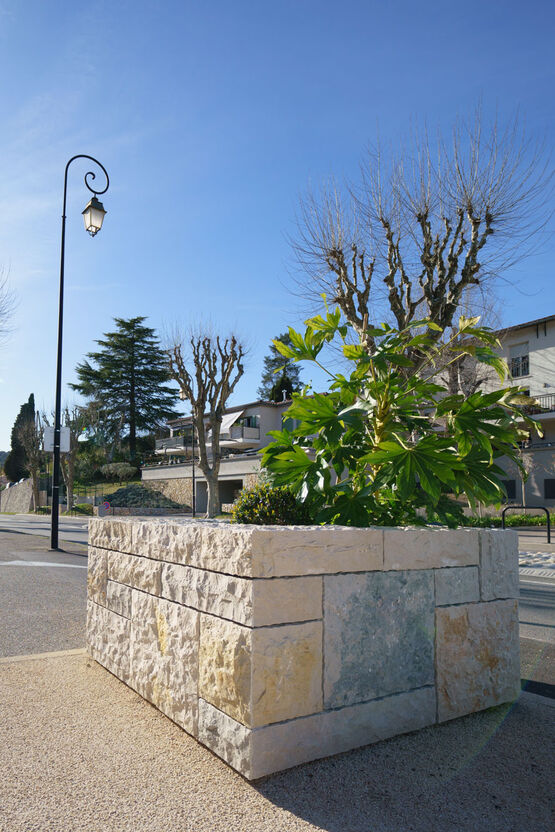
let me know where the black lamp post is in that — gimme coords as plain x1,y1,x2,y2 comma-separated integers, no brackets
50,155,109,550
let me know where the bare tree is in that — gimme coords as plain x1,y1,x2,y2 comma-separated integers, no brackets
60,406,88,512
167,333,245,518
0,269,15,345
17,413,44,510
293,110,552,350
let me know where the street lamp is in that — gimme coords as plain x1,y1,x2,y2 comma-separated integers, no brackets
51,155,109,550
179,390,196,517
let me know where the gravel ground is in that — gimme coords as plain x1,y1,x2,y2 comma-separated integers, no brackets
0,653,553,832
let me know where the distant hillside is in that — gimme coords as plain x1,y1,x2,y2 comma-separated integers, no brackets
0,450,8,468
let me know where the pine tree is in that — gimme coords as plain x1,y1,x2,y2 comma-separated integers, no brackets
257,332,303,402
4,394,35,482
71,317,178,461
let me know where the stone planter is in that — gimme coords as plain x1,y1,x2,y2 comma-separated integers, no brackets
86,519,520,780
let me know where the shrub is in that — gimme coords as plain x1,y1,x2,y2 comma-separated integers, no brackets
72,503,94,516
100,462,139,482
262,308,535,527
106,483,183,509
231,483,312,525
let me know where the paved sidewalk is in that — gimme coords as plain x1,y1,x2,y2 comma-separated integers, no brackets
0,651,553,832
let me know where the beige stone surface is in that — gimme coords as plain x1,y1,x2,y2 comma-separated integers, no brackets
199,615,323,728
107,551,161,595
130,590,199,735
436,599,520,722
251,621,323,726
198,615,252,725
88,518,134,553
132,519,194,563
479,529,519,601
161,563,254,624
161,563,322,626
197,698,253,779
383,527,480,570
106,580,132,619
86,600,131,682
434,566,480,606
249,685,437,779
87,546,107,606
252,576,322,626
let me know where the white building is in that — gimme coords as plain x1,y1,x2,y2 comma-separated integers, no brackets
492,314,555,507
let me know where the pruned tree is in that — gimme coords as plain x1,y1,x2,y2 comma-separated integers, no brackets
58,406,88,512
293,110,552,351
17,412,44,510
167,333,245,518
257,332,303,402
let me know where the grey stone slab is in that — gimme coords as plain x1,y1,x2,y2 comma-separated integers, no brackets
434,566,480,606
480,529,519,600
324,570,435,708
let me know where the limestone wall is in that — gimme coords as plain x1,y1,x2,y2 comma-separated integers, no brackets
0,479,34,513
86,520,520,779
142,478,193,508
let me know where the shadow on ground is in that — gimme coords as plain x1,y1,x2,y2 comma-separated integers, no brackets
256,698,554,832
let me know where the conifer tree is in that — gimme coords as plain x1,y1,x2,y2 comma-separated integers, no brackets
71,317,178,461
257,332,303,402
4,394,35,481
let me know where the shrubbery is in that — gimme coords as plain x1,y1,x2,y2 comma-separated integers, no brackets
72,503,94,516
231,483,312,526
100,462,139,482
106,483,183,509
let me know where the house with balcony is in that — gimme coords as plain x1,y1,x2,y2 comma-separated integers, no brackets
490,314,555,507
142,400,291,513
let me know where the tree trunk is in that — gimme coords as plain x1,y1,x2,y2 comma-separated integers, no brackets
205,471,220,518
31,472,39,512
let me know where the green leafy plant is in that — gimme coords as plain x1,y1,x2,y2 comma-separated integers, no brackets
262,308,537,527
231,483,312,525
72,503,94,516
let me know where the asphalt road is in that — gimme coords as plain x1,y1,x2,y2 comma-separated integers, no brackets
519,576,555,643
0,513,89,546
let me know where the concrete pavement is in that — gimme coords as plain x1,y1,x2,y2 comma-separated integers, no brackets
0,650,553,832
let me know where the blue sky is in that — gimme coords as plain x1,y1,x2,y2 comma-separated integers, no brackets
0,0,553,448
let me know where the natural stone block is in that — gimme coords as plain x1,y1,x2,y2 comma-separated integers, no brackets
131,590,199,735
198,686,436,780
383,527,480,570
106,580,132,619
132,519,193,563
479,530,519,601
199,615,323,727
434,567,480,606
436,599,520,722
87,600,131,682
198,699,253,778
107,551,161,595
87,546,108,606
89,518,134,553
324,571,435,708
161,563,322,626
198,616,252,725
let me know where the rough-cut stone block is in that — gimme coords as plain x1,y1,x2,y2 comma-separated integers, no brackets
436,599,520,722
131,590,199,735
383,527,480,570
198,699,253,778
106,580,132,619
480,529,519,601
87,546,107,606
435,566,480,606
199,615,323,727
198,686,436,780
161,563,322,626
89,518,134,553
107,551,161,596
87,600,131,682
324,571,435,708
132,520,193,563
198,616,252,725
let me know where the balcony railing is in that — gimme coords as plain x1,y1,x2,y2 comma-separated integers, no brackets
228,425,260,440
522,393,555,416
155,437,187,451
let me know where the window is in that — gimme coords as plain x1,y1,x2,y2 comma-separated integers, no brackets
544,479,555,500
237,415,259,429
509,342,529,377
502,479,516,500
